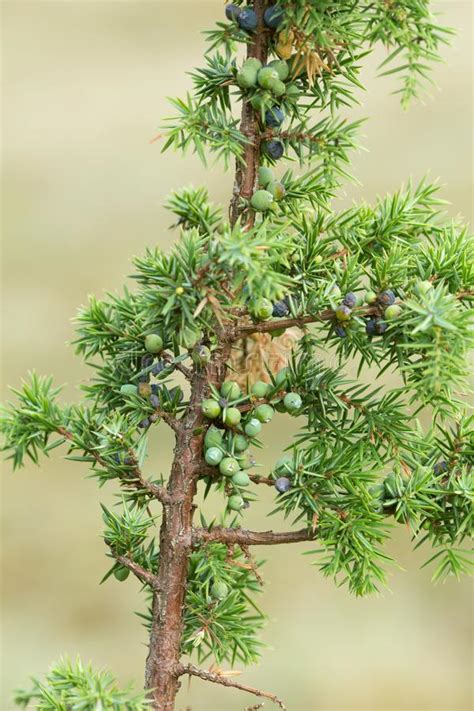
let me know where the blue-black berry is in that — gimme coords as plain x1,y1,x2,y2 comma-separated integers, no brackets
150,394,160,409
343,292,357,308
151,361,166,376
434,460,448,475
272,299,289,317
365,318,377,337
264,5,284,29
265,106,285,128
238,8,257,31
138,418,150,429
275,476,291,493
334,325,346,338
375,320,388,335
378,290,396,306
225,3,241,21
263,139,284,160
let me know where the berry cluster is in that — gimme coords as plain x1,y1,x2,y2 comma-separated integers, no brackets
328,286,406,339
201,370,302,510
251,165,286,212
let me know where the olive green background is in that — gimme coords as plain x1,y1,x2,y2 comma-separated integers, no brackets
1,1,472,710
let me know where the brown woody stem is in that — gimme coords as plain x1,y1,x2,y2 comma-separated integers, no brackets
193,526,317,547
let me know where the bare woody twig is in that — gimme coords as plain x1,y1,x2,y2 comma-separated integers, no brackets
178,664,287,710
113,553,160,589
193,526,316,547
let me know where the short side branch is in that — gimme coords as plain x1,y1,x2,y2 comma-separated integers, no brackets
178,664,286,710
193,526,316,547
113,553,160,589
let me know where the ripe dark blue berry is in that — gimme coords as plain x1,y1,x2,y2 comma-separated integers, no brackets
150,394,160,409
272,299,289,317
151,361,166,376
378,290,396,306
265,106,285,128
375,320,388,335
225,3,241,21
365,318,377,337
138,418,150,429
334,325,346,338
275,476,291,493
141,354,154,368
238,8,257,31
264,6,284,29
434,460,448,475
343,292,357,308
264,139,284,160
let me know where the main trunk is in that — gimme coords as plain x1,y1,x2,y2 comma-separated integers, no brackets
145,2,269,708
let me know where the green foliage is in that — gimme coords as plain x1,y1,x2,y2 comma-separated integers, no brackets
1,0,472,700
14,657,149,710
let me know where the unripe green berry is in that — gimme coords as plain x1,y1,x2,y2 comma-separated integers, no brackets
258,66,280,89
251,189,274,212
201,399,221,419
274,366,289,388
415,280,433,296
267,180,286,200
204,426,223,449
233,434,249,452
145,334,163,354
385,304,402,320
275,454,292,474
365,290,378,305
223,407,242,427
114,566,130,582
219,457,240,477
120,384,138,396
258,166,274,187
232,470,251,487
211,580,229,601
238,452,256,469
267,59,290,81
283,392,302,413
254,403,275,423
228,494,245,511
252,380,270,399
244,418,262,437
193,345,211,365
205,447,224,466
268,78,286,96
250,297,274,321
221,381,241,401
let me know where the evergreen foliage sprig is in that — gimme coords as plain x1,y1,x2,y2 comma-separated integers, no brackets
2,1,472,710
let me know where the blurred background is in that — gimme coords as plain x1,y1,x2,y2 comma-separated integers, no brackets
1,1,472,709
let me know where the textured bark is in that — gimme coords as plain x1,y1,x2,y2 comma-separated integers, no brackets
145,3,270,708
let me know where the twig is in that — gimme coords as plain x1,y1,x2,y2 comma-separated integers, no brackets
112,553,160,589
193,526,316,547
178,664,286,710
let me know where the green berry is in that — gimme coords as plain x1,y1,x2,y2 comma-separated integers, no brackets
254,403,275,423
251,189,274,212
335,305,352,322
238,452,256,469
267,59,289,81
221,381,241,401
145,334,163,354
283,392,302,413
232,470,251,487
268,78,286,96
250,297,274,321
192,345,211,365
267,180,286,200
205,447,224,466
385,304,402,320
415,280,433,296
211,580,229,601
285,83,300,99
250,92,272,111
204,426,223,449
233,434,249,452
237,60,261,89
258,66,280,89
120,384,138,396
114,566,130,582
223,407,242,427
228,494,245,511
275,454,292,474
244,417,262,437
201,399,221,419
365,291,378,304
219,457,240,477
258,166,274,187
252,380,270,398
